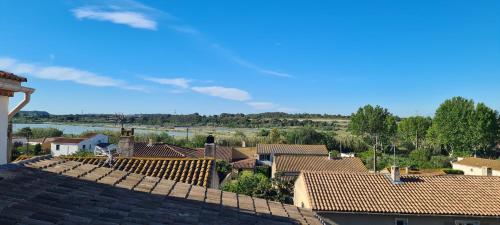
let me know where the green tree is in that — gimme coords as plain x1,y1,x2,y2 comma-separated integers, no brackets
348,105,396,171
431,97,498,156
30,128,63,139
471,103,499,155
221,171,271,197
397,116,432,150
269,128,282,143
284,127,325,145
17,127,33,155
33,144,42,155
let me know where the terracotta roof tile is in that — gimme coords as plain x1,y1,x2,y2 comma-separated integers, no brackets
196,146,233,162
299,171,500,216
0,70,27,82
454,157,500,170
61,156,214,187
275,155,367,174
51,137,85,144
133,142,202,158
0,157,322,224
231,158,256,169
258,144,328,155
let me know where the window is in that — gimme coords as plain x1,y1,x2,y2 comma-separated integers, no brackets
82,145,86,150
89,144,91,150
455,220,480,225
56,145,60,151
395,218,408,225
259,154,271,161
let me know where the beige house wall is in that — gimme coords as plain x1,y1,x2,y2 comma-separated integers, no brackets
293,174,311,209
318,212,500,225
232,147,256,160
452,163,500,176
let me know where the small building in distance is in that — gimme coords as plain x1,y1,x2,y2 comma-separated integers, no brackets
256,144,328,165
50,133,109,156
271,154,367,180
452,157,500,176
294,168,500,225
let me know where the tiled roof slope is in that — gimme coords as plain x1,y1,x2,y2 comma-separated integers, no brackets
454,157,500,170
300,171,500,216
0,70,27,82
275,155,367,173
133,142,202,158
231,158,256,170
63,156,213,187
196,146,233,162
51,137,85,144
257,144,328,155
0,158,322,225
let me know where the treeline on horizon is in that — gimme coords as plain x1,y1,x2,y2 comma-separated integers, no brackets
13,111,346,129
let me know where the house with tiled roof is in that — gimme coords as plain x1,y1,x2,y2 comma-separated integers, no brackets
271,155,367,181
0,156,323,225
257,144,329,165
231,158,257,172
50,134,109,156
294,167,500,225
452,157,500,176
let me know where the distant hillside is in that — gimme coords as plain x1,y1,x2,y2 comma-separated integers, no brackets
13,111,348,130
15,111,51,118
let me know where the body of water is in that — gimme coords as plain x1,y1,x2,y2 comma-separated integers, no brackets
12,123,190,137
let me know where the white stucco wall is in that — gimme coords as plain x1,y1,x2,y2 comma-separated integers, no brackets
294,174,311,209
452,163,500,176
0,96,9,164
51,143,79,156
51,134,109,156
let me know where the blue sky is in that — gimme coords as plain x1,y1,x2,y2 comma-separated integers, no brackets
1,0,499,116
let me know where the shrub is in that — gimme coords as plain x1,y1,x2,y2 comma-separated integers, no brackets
443,169,464,175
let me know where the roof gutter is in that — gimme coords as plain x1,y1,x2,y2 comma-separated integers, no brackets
316,211,500,219
0,82,36,119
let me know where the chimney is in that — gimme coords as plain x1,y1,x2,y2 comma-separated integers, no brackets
241,140,246,148
391,166,401,183
118,128,134,157
147,138,154,147
481,166,492,176
328,151,335,160
204,134,219,188
204,134,216,158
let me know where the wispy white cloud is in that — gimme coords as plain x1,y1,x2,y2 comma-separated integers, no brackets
0,57,146,91
73,7,157,30
212,44,292,78
168,25,200,35
191,86,251,101
144,77,190,89
247,102,277,110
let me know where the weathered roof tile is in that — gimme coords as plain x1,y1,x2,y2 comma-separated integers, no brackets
299,171,500,217
257,144,328,155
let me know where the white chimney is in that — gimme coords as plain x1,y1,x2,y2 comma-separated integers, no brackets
481,166,492,176
241,140,246,148
147,138,154,147
328,151,335,160
0,71,35,165
391,166,401,183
